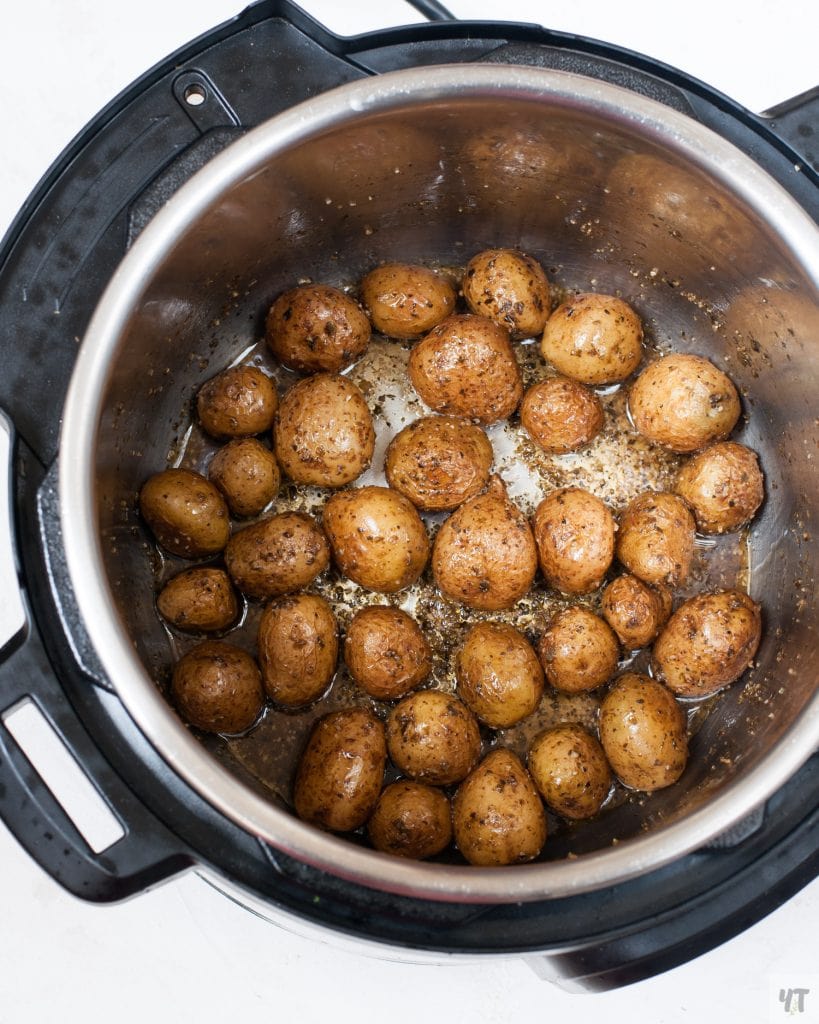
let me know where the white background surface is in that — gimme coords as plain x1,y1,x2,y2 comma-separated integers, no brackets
1,2,818,1022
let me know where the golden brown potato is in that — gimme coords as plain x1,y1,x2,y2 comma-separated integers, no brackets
432,475,537,610
344,605,431,700
384,415,493,512
520,375,604,454
196,365,278,440
293,709,386,833
528,724,612,820
462,248,551,340
360,263,456,339
224,512,329,600
407,314,523,424
653,589,762,697
367,781,452,860
541,293,643,385
537,607,619,693
455,622,544,728
628,354,741,453
273,373,375,488
139,468,230,559
386,691,481,786
674,441,764,534
601,573,671,649
599,673,688,791
156,567,239,633
616,491,695,588
208,438,280,518
532,487,615,595
265,284,371,374
258,594,339,707
171,641,263,735
323,486,429,593
452,749,547,866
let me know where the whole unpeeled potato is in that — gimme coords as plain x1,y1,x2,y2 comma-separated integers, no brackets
157,567,239,633
225,511,329,600
344,605,431,700
674,441,764,534
462,248,551,340
360,263,456,339
616,491,696,589
537,607,619,693
386,691,481,786
266,283,371,374
208,437,280,518
171,641,264,735
532,487,615,595
367,781,452,860
257,594,339,707
528,724,612,820
197,365,278,440
455,621,544,728
601,573,672,650
541,293,643,385
139,468,230,559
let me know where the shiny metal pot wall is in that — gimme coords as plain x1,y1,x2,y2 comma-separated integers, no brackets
61,66,819,903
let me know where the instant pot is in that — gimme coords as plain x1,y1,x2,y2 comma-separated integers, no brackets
1,0,817,991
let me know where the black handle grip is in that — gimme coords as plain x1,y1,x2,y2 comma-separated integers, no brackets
763,85,819,174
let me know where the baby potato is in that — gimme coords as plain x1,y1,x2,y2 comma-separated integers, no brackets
273,373,375,488
455,622,544,728
157,567,239,633
344,605,431,700
139,468,230,559
599,673,688,791
628,354,741,453
367,781,452,860
432,475,537,610
407,314,523,424
384,415,493,512
293,708,386,833
532,487,615,595
537,607,619,693
674,441,764,534
360,263,456,339
520,376,604,454
208,437,280,518
258,593,338,707
653,589,762,698
452,749,547,866
225,511,329,600
528,724,612,820
541,293,643,385
265,283,371,374
462,248,551,340
616,491,695,588
323,486,430,593
197,365,278,440
386,691,481,787
171,640,264,735
601,573,672,649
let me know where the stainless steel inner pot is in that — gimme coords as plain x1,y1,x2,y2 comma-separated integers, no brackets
60,65,819,903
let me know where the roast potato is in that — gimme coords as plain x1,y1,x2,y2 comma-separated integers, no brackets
532,487,615,595
197,365,278,439
208,437,280,518
462,248,551,340
674,441,764,534
541,293,643,385
344,605,431,700
360,263,456,339
537,607,619,693
293,708,386,833
528,724,612,820
266,283,371,375
520,376,604,454
225,511,329,600
601,573,672,649
616,491,695,588
455,622,544,728
171,640,263,735
653,589,762,697
156,567,239,633
258,594,339,708
367,781,452,860
386,691,481,786
452,749,547,866
139,468,230,559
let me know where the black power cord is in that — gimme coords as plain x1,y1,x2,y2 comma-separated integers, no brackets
405,0,456,21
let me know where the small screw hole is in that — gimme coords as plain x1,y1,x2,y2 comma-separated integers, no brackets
184,84,207,107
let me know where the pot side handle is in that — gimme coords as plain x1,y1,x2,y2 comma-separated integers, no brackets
761,85,819,174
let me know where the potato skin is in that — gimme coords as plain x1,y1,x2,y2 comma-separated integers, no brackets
157,567,239,633
628,354,741,453
266,284,371,374
674,441,764,534
601,573,671,649
385,415,493,512
258,594,339,707
537,607,619,693
532,487,615,595
171,641,264,735
599,673,688,791
323,486,429,593
139,468,230,559
273,373,375,488
208,437,280,518
386,691,481,786
462,248,551,340
653,589,762,698
528,725,612,820
455,622,544,728
432,476,537,610
344,605,431,700
616,491,695,589
225,512,329,600
367,781,452,860
197,365,278,440
541,293,643,385
520,376,604,454
408,314,523,424
360,263,456,340
452,749,547,866
293,709,386,833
